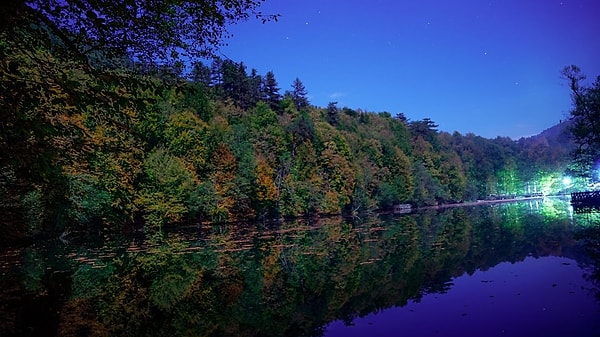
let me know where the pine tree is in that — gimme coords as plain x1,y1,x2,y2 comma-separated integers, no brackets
326,101,339,126
191,61,211,86
221,59,249,106
246,68,263,109
262,71,282,112
291,77,309,110
210,58,224,88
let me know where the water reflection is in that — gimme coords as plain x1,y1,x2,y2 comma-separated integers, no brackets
326,256,600,337
0,199,599,336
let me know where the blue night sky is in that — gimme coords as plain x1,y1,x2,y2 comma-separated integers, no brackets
220,0,600,139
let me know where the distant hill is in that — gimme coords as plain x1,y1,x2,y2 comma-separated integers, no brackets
512,120,575,178
518,120,575,154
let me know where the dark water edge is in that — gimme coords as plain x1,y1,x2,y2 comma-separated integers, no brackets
1,198,600,336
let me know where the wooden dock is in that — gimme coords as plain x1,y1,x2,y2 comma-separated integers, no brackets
393,204,412,214
571,191,600,206
571,191,600,213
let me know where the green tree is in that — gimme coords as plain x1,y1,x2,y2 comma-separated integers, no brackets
209,57,224,88
286,111,316,157
249,102,287,165
439,150,467,201
320,141,355,213
561,65,600,181
247,68,263,109
409,118,439,149
67,174,112,226
381,144,414,203
290,77,309,110
262,71,282,112
190,61,211,86
163,109,210,173
137,148,199,229
412,162,442,207
220,59,251,108
326,101,339,126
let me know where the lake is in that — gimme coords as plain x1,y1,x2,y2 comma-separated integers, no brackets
1,197,599,336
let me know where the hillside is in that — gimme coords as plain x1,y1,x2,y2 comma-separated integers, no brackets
519,120,575,150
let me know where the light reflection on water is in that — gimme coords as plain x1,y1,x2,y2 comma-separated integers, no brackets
325,256,600,337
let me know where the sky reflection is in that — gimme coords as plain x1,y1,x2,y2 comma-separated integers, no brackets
325,256,600,337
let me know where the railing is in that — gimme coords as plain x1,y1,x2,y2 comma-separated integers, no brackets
393,204,412,214
571,191,600,205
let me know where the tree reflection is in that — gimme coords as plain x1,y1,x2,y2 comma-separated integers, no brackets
1,199,599,336
572,207,600,302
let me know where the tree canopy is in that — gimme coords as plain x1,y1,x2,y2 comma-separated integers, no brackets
5,0,277,67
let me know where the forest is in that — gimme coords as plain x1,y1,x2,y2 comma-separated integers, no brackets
0,1,585,244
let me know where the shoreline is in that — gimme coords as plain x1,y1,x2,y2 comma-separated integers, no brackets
413,195,548,212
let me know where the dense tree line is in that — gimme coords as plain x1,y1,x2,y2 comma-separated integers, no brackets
1,1,576,243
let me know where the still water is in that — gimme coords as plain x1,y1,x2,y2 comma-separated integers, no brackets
1,197,599,336
325,256,598,337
